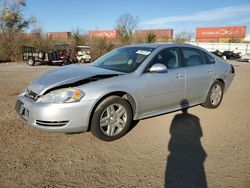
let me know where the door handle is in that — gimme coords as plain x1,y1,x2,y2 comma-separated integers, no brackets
176,73,184,79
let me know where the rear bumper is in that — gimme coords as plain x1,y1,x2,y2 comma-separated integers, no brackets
16,93,95,133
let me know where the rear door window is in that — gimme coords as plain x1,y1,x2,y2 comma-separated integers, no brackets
181,48,205,67
204,52,215,64
149,48,180,69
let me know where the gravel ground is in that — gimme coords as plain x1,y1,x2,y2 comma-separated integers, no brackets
0,61,249,188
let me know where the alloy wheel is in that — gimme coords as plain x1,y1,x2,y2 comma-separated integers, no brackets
210,84,222,106
100,103,127,136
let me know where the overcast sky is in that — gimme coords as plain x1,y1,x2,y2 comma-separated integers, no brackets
24,0,250,36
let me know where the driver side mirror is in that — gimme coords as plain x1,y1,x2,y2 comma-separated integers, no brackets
149,63,167,73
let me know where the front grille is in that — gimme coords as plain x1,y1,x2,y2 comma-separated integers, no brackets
15,100,23,113
15,100,29,121
36,120,69,127
25,89,38,100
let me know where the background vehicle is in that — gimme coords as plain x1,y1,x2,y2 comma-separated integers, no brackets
222,51,241,60
22,46,46,66
240,52,250,62
76,46,91,63
211,50,223,58
16,44,235,141
22,43,73,66
47,43,72,65
211,50,241,60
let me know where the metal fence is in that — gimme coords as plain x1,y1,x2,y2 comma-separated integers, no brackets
189,42,250,54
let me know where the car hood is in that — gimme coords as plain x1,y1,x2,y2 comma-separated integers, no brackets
28,64,122,95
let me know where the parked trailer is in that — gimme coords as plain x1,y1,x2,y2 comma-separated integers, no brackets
21,44,73,66
22,46,45,66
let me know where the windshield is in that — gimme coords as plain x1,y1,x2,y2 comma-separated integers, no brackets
77,47,90,54
91,47,155,73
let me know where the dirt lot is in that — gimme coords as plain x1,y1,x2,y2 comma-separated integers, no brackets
0,61,249,188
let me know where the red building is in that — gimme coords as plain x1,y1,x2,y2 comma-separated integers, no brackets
47,32,71,40
196,26,246,42
135,29,173,41
89,30,119,39
19,32,40,39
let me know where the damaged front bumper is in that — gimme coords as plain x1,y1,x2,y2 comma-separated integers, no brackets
15,92,95,133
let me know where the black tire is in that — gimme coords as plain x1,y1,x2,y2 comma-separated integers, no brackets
40,61,47,65
90,96,133,141
62,60,69,66
202,80,224,109
27,58,35,66
85,59,91,63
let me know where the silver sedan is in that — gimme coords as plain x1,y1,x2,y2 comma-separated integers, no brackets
16,43,235,141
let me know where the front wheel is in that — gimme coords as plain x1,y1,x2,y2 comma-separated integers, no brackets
202,81,224,108
90,96,132,141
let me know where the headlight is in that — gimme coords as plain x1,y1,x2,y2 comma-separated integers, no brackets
38,88,84,104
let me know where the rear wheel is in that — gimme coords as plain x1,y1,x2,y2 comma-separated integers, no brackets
90,96,132,141
62,60,69,66
27,58,35,66
202,81,224,108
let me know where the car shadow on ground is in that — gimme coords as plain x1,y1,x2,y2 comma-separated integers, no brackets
165,100,207,188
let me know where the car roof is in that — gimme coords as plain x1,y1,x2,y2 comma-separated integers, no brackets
123,43,198,49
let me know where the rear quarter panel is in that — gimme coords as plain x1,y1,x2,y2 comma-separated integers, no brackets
213,57,234,93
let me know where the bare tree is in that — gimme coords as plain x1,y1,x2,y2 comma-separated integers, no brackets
31,27,42,34
69,28,89,61
174,29,194,43
115,13,139,44
90,37,115,60
187,29,194,42
146,31,156,43
71,28,86,46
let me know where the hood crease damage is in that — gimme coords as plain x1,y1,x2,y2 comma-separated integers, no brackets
43,74,121,95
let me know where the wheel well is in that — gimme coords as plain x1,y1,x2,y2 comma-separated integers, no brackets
87,91,137,131
216,79,225,87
